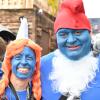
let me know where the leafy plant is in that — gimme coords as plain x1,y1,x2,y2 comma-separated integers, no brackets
48,0,59,16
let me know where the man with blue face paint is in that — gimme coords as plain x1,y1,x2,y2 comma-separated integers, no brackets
0,17,42,100
56,29,91,60
41,0,100,100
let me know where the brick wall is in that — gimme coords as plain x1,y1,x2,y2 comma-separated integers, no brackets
0,9,35,38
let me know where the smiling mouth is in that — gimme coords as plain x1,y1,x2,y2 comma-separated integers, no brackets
67,45,80,50
17,68,29,74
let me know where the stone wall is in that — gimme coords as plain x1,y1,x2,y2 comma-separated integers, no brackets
0,9,35,38
34,5,57,55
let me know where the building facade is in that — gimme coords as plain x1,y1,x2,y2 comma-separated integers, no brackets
0,0,57,55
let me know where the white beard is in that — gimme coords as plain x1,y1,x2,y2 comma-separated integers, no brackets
49,49,98,97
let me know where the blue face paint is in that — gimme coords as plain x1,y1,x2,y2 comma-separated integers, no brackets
11,47,36,79
56,28,91,60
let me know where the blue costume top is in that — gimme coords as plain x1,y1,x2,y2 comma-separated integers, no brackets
41,51,100,100
5,87,27,100
2,82,33,100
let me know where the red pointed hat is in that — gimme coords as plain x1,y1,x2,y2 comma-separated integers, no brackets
54,0,91,33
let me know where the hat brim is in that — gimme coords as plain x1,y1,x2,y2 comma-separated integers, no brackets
0,31,16,42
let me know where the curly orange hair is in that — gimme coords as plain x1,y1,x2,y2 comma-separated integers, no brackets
0,39,42,100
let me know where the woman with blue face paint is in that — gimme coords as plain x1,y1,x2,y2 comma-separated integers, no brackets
0,18,42,100
41,0,100,100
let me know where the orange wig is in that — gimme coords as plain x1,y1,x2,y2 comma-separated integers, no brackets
0,39,42,100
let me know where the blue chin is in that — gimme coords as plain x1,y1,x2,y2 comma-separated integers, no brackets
61,46,91,60
66,52,84,60
62,51,83,60
15,71,33,79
